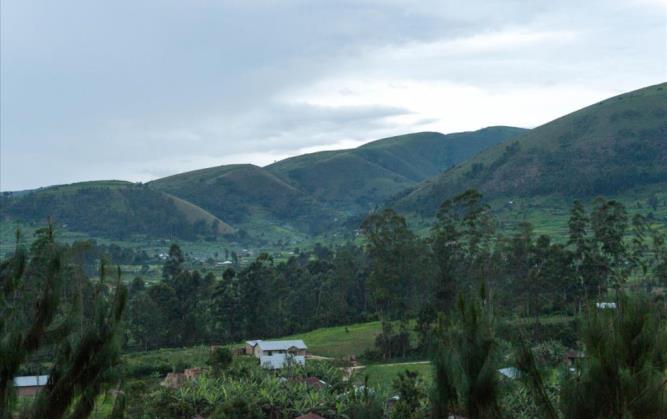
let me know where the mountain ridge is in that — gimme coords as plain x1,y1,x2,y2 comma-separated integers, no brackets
395,82,667,215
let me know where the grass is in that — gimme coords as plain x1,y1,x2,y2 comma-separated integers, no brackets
359,361,433,389
124,345,212,373
286,321,382,358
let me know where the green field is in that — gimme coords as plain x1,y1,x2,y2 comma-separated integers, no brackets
287,321,382,358
359,361,432,388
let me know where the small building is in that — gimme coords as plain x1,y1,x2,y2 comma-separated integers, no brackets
245,340,262,355
596,302,617,309
498,367,520,380
13,375,48,397
253,340,307,369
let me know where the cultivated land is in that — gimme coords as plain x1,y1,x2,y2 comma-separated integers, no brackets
119,314,576,389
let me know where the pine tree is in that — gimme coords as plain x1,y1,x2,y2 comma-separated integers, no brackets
561,294,667,418
431,284,501,419
0,226,127,418
516,293,667,419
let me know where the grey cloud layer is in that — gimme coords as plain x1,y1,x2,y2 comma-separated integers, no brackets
1,0,664,190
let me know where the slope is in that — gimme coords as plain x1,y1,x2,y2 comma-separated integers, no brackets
267,127,525,211
0,180,233,240
149,164,333,234
397,83,667,215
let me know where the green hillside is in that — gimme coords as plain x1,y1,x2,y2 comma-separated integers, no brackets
0,181,231,240
1,128,521,242
267,127,524,211
149,164,334,234
397,83,667,215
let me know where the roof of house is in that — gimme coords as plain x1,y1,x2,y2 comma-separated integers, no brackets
13,375,49,387
257,340,307,351
596,302,617,309
498,367,520,379
246,340,262,346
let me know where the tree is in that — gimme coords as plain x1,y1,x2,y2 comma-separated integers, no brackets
147,283,182,346
0,226,127,418
432,190,495,311
361,209,419,319
431,284,501,419
126,292,164,350
390,370,426,418
561,294,667,418
567,200,606,301
517,294,667,418
238,254,276,338
568,200,589,256
208,269,242,343
208,347,233,374
590,198,628,277
162,243,184,280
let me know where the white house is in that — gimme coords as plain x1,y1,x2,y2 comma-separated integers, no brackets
250,340,307,369
13,375,49,397
596,302,617,309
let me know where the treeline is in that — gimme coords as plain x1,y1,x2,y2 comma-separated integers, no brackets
125,242,370,350
124,190,667,351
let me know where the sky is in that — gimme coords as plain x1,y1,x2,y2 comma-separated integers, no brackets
1,0,665,191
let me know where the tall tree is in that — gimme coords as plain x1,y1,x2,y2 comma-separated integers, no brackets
517,294,667,418
361,209,418,319
432,189,495,311
0,226,127,418
431,284,501,419
162,243,184,280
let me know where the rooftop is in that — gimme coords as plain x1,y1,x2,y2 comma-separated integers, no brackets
257,339,307,351
14,375,49,387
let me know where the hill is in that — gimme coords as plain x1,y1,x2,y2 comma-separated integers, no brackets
149,164,334,234
267,127,525,211
0,181,233,240
397,83,667,215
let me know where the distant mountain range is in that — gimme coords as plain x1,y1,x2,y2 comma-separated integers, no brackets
2,82,665,242
395,83,667,215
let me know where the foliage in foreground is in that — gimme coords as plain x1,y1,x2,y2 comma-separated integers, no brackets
0,227,127,418
131,361,387,418
514,293,667,418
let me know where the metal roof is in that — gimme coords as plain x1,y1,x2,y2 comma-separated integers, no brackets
13,375,49,387
498,367,520,379
257,340,307,351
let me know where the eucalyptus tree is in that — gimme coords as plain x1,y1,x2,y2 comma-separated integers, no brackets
361,208,420,319
431,189,496,311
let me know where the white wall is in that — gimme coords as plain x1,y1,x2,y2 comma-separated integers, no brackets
259,354,305,369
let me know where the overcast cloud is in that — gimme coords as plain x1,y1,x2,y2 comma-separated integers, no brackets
1,0,665,190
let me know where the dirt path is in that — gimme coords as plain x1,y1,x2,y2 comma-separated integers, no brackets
373,360,430,367
306,354,334,361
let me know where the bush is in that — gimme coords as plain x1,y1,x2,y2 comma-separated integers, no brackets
208,347,233,373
